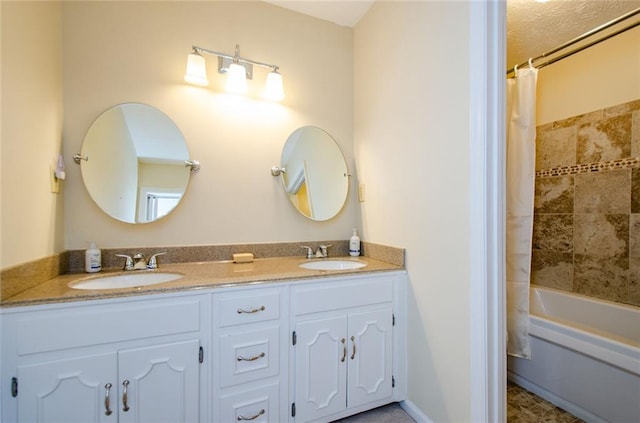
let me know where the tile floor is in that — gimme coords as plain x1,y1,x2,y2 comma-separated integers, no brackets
507,381,584,423
332,381,584,423
332,403,414,423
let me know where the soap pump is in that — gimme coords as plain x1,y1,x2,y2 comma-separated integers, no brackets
349,228,361,257
85,242,102,273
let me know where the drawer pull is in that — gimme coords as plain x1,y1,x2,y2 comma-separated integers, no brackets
351,335,356,360
104,383,113,416
122,380,130,412
237,408,265,421
341,338,347,362
237,352,265,362
237,306,266,314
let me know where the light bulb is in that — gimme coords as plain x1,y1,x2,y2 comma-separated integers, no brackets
184,51,209,86
264,69,284,101
226,62,248,94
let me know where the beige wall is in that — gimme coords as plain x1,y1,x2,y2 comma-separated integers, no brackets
537,26,640,125
4,1,480,419
1,1,64,268
61,1,356,250
354,2,472,421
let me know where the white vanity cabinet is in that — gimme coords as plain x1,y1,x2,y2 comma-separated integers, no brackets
1,269,407,423
212,286,289,423
290,274,406,423
1,293,209,423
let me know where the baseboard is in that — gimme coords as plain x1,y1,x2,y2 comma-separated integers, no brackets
400,399,433,423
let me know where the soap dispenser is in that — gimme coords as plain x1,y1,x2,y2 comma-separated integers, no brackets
349,228,361,257
85,242,102,273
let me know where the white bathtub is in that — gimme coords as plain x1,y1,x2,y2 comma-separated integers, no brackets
507,286,640,423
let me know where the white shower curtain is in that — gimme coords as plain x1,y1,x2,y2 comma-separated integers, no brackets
506,65,537,359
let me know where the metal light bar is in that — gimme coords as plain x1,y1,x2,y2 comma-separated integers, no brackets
193,44,280,74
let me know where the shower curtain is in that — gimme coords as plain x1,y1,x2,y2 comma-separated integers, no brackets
506,65,537,359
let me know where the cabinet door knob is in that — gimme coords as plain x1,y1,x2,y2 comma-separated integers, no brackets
237,408,265,421
341,338,347,362
350,335,356,360
122,380,130,412
104,383,113,416
237,352,265,362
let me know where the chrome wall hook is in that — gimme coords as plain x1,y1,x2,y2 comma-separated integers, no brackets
271,166,286,176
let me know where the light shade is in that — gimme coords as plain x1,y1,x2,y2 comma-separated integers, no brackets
226,62,248,94
184,51,209,86
264,70,284,101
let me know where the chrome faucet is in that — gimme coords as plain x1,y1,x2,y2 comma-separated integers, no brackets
301,245,332,259
132,253,148,270
115,252,166,270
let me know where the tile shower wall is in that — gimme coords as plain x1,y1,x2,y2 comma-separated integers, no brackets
532,99,640,307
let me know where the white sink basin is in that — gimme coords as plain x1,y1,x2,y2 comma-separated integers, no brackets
299,259,367,271
69,272,183,290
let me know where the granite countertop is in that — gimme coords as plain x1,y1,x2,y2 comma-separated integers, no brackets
1,256,404,307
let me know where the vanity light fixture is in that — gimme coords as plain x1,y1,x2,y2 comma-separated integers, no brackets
184,44,284,101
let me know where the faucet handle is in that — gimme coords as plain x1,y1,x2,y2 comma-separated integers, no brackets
147,252,167,269
115,254,134,271
300,245,313,259
319,244,332,257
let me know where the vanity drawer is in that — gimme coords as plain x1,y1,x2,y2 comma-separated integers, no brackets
16,297,202,355
219,326,280,387
218,382,280,423
293,277,393,316
216,288,281,327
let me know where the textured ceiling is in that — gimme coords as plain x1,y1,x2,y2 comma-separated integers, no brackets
262,0,639,70
507,0,640,69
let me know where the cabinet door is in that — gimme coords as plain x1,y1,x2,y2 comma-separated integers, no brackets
347,308,393,408
294,315,347,423
18,352,116,423
118,339,200,423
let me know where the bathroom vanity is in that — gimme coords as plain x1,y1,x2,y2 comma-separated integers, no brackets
0,259,407,423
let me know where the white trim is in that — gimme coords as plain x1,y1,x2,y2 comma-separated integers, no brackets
468,1,506,421
400,399,434,423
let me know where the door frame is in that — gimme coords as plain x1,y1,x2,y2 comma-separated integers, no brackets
468,1,506,421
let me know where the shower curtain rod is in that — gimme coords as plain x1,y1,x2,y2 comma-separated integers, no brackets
506,7,640,76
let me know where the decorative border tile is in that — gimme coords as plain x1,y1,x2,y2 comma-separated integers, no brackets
535,157,640,178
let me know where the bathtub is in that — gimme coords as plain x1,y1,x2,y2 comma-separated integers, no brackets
507,286,640,423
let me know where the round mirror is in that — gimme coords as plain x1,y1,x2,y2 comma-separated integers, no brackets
80,103,192,224
279,126,349,221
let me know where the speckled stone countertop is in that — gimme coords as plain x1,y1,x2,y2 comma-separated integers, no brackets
1,256,404,308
